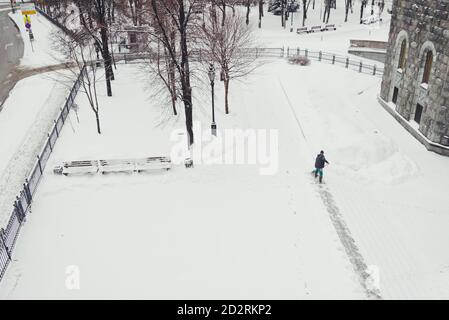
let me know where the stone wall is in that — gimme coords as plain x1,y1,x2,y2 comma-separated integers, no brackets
380,0,449,145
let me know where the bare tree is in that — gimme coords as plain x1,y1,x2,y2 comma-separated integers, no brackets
360,0,367,23
302,0,313,26
258,0,264,28
344,0,352,22
146,21,179,116
55,31,103,134
149,0,203,147
323,0,331,23
201,12,259,114
73,0,115,97
245,0,251,25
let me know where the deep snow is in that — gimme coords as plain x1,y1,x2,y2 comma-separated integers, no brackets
2,0,449,300
2,58,449,299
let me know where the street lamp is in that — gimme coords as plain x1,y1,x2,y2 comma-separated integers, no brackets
208,63,217,136
290,1,294,32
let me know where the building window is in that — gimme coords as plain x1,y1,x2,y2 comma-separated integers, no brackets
398,39,407,70
392,87,399,104
422,51,433,84
414,104,424,124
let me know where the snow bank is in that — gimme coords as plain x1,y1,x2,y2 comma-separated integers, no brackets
0,72,71,227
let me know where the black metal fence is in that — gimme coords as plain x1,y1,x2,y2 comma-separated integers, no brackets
0,67,86,283
286,47,384,77
113,47,286,64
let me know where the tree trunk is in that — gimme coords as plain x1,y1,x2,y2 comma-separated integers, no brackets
179,2,194,146
221,1,225,26
100,26,113,96
224,77,230,114
281,0,285,27
246,1,250,25
360,0,365,23
345,0,349,22
258,0,263,28
302,0,307,26
95,111,101,134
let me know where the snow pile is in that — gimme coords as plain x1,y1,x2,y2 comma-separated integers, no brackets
332,133,419,185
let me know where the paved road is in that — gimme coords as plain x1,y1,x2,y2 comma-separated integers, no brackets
0,4,24,110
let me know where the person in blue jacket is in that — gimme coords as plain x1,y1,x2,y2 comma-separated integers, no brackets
314,150,329,183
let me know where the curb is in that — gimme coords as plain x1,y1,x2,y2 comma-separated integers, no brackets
8,14,21,33
377,95,449,156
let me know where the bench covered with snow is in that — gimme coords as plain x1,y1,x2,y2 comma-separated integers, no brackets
322,24,336,31
309,25,322,33
296,27,309,34
54,156,171,176
53,160,100,175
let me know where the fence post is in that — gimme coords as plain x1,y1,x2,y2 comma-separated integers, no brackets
37,155,43,174
64,100,70,115
47,134,53,152
256,48,258,58
305,49,308,58
0,229,11,260
287,47,289,57
14,199,25,224
54,120,59,137
332,55,335,64
373,65,377,75
346,57,349,68
23,180,32,206
359,61,363,73
60,108,65,124
319,51,322,61
297,48,299,55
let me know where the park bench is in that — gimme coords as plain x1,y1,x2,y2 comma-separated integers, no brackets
322,24,336,31
99,158,135,174
53,160,99,176
135,157,171,172
296,26,309,34
54,156,171,175
309,25,322,33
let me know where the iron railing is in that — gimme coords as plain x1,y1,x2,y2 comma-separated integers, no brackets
0,67,86,283
286,47,384,77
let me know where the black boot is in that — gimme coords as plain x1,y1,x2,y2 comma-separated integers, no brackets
319,176,323,183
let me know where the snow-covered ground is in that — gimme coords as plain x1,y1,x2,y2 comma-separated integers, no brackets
0,72,71,227
253,0,392,57
2,1,449,300
2,56,449,299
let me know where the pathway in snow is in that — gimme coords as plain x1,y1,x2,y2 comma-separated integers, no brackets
278,76,381,299
316,184,381,299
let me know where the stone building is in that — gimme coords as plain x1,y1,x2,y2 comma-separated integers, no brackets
379,0,449,152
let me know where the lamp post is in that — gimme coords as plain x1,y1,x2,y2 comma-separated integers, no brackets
208,64,217,136
290,1,294,32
